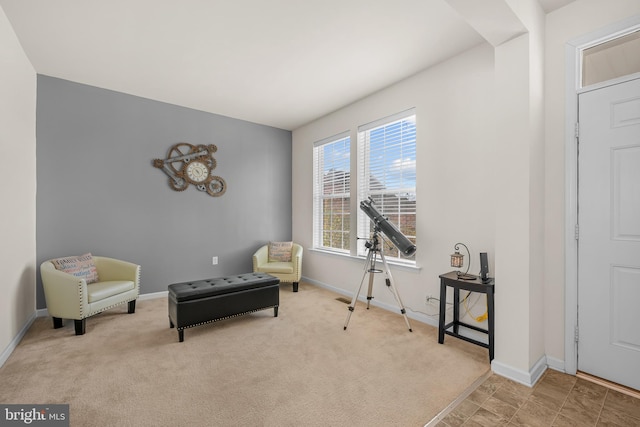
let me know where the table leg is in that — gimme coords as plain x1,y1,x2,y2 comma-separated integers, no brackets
438,281,446,344
487,287,495,361
453,287,460,334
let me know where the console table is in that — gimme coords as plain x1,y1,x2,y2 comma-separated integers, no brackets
438,271,495,361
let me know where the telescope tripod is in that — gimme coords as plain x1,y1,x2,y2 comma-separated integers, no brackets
343,230,413,332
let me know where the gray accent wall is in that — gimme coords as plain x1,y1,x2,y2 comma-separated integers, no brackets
36,75,292,308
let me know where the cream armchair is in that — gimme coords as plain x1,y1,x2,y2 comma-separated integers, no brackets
253,243,303,292
40,256,140,335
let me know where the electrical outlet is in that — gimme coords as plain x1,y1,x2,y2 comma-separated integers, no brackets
212,256,218,265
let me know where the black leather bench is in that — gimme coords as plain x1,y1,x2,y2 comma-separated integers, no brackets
168,273,280,342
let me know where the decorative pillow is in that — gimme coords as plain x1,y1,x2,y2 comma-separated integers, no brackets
51,253,99,284
268,241,293,262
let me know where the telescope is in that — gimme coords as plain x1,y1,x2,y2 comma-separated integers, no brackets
360,197,416,257
344,196,416,332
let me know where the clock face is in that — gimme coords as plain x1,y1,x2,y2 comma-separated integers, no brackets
185,161,209,183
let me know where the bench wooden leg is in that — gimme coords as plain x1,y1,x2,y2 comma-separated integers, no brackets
274,306,278,317
128,300,136,314
293,282,299,292
178,330,184,343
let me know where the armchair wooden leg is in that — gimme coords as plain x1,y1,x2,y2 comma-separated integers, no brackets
128,300,136,314
52,317,63,329
74,319,86,335
293,282,299,292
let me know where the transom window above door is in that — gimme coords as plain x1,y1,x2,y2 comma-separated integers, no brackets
582,29,640,87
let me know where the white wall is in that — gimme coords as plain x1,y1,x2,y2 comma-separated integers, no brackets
36,76,292,306
544,0,640,366
492,1,547,381
0,5,37,364
292,43,497,336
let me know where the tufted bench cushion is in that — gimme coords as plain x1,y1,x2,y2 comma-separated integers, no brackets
168,272,279,342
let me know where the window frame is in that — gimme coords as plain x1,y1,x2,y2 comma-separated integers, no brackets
356,109,417,265
312,132,351,254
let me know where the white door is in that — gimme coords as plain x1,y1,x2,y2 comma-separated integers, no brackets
578,77,640,391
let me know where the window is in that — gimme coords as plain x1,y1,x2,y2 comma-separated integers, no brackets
582,30,640,87
313,133,351,252
357,110,416,262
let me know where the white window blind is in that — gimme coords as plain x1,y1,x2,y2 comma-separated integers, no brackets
313,132,351,252
357,110,416,261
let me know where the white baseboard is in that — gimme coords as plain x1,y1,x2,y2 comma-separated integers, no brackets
0,311,37,368
138,290,168,301
302,275,350,297
492,354,547,387
546,355,565,373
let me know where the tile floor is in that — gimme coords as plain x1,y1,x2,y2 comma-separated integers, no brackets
432,369,640,426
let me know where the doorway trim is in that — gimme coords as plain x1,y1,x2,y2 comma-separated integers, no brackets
564,15,640,376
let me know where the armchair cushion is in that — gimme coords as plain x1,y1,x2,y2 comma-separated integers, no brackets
51,253,99,284
88,280,136,303
260,262,294,274
268,241,293,262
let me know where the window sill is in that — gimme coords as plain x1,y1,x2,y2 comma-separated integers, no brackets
309,247,421,272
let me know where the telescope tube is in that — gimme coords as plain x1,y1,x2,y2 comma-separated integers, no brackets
360,197,416,257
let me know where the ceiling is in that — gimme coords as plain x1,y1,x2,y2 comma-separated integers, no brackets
1,0,574,130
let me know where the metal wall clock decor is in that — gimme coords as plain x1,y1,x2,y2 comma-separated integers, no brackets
153,143,227,197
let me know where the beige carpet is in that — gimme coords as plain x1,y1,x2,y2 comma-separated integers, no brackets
0,282,489,426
